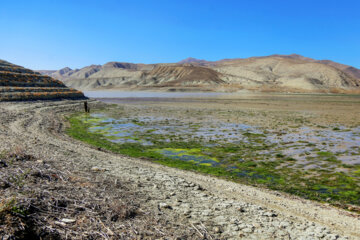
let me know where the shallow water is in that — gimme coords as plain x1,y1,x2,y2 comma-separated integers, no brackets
84,91,225,98
80,112,360,167
154,148,220,167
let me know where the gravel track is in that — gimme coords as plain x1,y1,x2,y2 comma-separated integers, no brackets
0,100,359,239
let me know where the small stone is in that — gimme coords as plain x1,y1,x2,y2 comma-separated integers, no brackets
264,211,277,217
232,225,240,231
253,223,261,228
243,227,253,233
54,221,66,227
183,209,191,215
0,181,10,189
159,203,172,209
325,234,339,240
238,207,246,212
229,218,238,224
238,223,247,230
201,210,212,216
61,218,76,223
279,221,291,229
91,166,106,172
0,160,7,168
316,232,326,238
213,227,221,233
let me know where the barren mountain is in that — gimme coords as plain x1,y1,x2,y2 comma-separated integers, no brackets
0,59,85,101
264,54,360,80
39,55,360,92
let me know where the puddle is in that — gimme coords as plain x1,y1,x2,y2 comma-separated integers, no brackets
266,127,360,164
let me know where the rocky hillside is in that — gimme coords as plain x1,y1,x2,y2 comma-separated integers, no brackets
0,60,85,101
39,55,360,92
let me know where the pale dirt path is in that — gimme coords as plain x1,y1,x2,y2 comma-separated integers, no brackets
0,100,359,240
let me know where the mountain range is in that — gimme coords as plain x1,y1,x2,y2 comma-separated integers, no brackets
39,54,360,93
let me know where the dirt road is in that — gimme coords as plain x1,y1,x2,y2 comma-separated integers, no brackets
0,100,359,239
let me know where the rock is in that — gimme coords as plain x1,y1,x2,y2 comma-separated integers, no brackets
180,203,192,209
277,230,288,237
61,218,76,223
279,221,291,229
213,226,221,233
91,166,106,172
0,181,10,189
324,234,339,240
237,207,246,212
316,232,326,238
229,218,239,224
0,160,8,168
201,210,212,216
253,223,261,228
54,221,66,227
159,202,172,209
238,223,247,230
243,227,253,233
220,202,232,209
231,225,240,231
263,211,277,217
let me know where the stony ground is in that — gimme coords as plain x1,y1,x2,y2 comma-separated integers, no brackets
0,100,359,239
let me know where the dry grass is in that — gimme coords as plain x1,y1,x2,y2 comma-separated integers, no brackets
0,148,185,239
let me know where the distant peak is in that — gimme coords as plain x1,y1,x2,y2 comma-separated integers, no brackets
58,67,72,74
103,61,138,70
288,53,303,57
60,67,72,71
268,53,303,58
178,57,208,64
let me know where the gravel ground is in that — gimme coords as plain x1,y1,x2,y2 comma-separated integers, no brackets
0,100,359,239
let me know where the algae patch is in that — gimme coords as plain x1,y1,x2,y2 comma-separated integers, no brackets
67,111,360,207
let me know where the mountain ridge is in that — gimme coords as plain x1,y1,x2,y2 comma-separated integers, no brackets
39,54,360,93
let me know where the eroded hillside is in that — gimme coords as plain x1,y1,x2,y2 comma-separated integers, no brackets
0,60,85,101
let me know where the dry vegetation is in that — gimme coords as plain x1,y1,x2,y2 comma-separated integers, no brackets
0,147,185,239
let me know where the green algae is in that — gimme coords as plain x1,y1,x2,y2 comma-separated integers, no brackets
66,111,360,208
151,148,219,166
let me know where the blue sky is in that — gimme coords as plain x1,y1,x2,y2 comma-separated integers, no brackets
0,0,359,69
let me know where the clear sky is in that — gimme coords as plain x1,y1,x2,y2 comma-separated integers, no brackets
1,0,359,70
